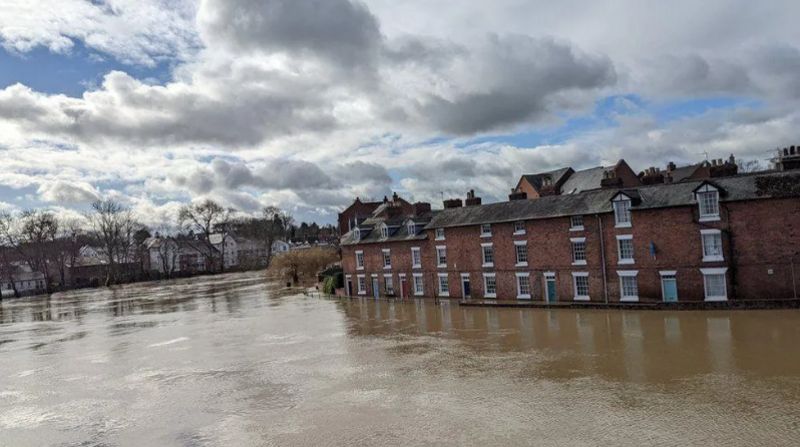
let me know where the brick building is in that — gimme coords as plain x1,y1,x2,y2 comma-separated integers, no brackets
338,194,414,234
341,167,800,304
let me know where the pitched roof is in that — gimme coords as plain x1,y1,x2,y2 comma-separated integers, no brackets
668,163,704,182
426,171,800,229
559,165,614,195
519,167,572,192
341,211,437,246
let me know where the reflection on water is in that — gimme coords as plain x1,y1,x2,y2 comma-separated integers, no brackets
1,272,799,446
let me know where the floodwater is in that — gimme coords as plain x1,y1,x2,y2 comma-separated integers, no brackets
1,272,799,446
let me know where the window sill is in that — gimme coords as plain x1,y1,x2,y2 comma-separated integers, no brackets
704,296,727,302
574,295,590,301
484,293,497,299
412,264,422,269
618,259,635,265
515,262,528,268
620,296,639,302
517,294,531,300
437,264,447,269
702,256,724,263
569,226,585,232
435,238,445,242
438,292,450,297
357,292,366,296
414,292,424,297
383,266,392,270
513,231,526,236
480,234,492,238
615,223,632,229
572,260,587,266
356,267,364,271
482,263,495,268
699,216,721,223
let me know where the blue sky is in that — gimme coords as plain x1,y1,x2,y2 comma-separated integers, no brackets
0,0,797,225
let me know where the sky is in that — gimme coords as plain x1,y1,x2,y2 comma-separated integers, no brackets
1,0,799,226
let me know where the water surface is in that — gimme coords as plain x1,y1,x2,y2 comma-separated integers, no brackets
1,272,799,446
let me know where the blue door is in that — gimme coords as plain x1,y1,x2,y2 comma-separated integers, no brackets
662,276,678,302
372,277,380,299
546,277,557,303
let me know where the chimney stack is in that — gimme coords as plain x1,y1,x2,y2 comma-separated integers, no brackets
443,198,463,209
465,189,482,206
509,189,528,201
413,202,431,216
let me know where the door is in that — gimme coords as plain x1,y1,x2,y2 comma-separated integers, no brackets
346,279,353,297
461,275,471,299
372,277,380,299
545,276,557,303
400,277,407,299
662,276,678,302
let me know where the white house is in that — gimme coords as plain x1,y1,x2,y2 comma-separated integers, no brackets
210,233,238,270
271,240,290,254
1,265,46,297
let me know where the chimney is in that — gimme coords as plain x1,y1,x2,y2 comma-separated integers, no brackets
465,189,482,206
509,189,528,201
667,161,677,172
392,192,399,202
383,195,389,204
443,198,463,209
413,202,431,216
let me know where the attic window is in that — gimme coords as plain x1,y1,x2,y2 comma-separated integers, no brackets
696,184,720,222
380,224,389,239
613,195,632,228
407,221,416,235
353,228,360,242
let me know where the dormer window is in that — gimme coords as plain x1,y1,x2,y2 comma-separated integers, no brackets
380,224,389,239
353,228,361,242
514,221,525,235
612,195,632,228
407,221,416,235
480,224,492,237
696,184,720,222
435,228,445,240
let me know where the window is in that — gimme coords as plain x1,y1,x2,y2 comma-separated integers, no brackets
572,273,590,301
616,235,634,264
413,274,424,296
382,249,391,269
411,247,422,268
516,273,531,299
483,273,497,298
514,241,528,266
436,246,447,267
514,221,526,235
701,268,728,301
380,224,389,239
384,274,394,294
696,185,720,221
357,275,366,295
407,221,416,235
480,224,492,237
613,197,632,227
701,230,723,262
481,243,494,267
571,237,587,265
570,215,584,231
435,228,445,240
353,228,360,242
355,251,364,270
438,273,449,296
618,271,639,302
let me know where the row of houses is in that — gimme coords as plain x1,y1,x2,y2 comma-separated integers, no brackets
339,148,800,304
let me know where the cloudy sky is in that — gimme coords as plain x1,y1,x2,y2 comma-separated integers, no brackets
1,0,799,225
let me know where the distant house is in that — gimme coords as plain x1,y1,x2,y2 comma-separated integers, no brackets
1,265,46,297
144,237,180,276
271,240,290,254
514,167,573,199
209,233,238,270
514,160,641,198
338,193,414,234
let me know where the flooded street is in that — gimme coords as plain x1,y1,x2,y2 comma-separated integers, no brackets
1,272,799,446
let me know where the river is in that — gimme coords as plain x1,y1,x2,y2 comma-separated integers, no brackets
1,271,799,446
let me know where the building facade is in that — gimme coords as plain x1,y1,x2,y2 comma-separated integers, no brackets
341,170,800,303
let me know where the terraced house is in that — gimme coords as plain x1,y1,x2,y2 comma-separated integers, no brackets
340,149,800,304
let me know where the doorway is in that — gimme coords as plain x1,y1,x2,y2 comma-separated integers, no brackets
661,272,678,302
461,274,471,299
544,273,557,303
399,274,407,299
372,276,379,299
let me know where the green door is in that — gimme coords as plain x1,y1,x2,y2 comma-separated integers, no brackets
546,277,557,303
662,276,678,302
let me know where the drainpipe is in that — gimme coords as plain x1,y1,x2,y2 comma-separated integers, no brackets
792,253,799,299
596,214,609,304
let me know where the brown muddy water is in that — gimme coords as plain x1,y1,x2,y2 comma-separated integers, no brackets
1,272,799,446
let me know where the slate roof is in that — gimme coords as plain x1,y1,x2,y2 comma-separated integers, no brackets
668,163,703,182
426,171,800,229
559,166,613,195
341,211,438,246
520,167,572,192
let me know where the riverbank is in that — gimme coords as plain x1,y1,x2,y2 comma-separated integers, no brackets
459,298,800,310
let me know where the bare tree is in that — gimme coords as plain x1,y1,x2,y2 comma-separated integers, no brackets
17,210,59,293
268,247,338,286
86,200,142,286
178,199,235,272
52,219,85,289
737,159,766,173
149,227,180,278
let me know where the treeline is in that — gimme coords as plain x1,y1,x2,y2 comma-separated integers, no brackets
0,198,337,297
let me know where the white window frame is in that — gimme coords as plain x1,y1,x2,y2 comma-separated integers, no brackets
572,272,590,301
357,274,366,295
382,248,392,269
570,215,584,231
353,227,361,242
700,229,724,262
411,247,422,268
383,274,394,295
701,267,728,301
514,240,528,267
516,272,531,299
613,195,632,228
617,270,639,302
407,221,416,235
413,273,424,296
616,234,635,265
571,237,587,266
355,250,364,270
480,223,492,238
659,270,678,302
436,245,447,268
483,273,497,298
380,224,389,239
696,184,721,222
513,221,526,235
481,242,494,267
437,273,450,297
435,228,445,241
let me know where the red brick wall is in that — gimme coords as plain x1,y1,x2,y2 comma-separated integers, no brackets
341,197,800,302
